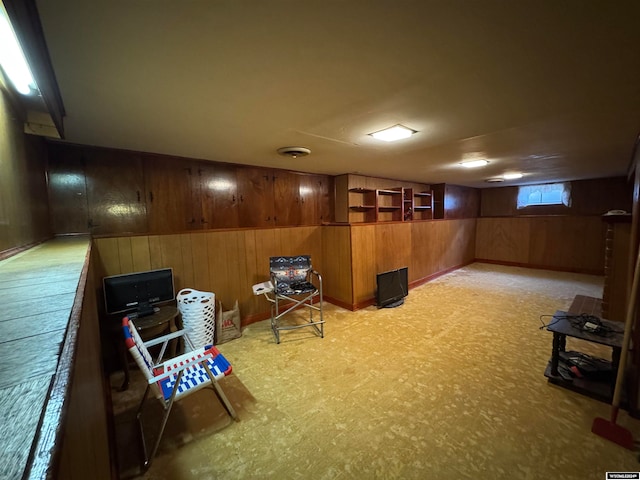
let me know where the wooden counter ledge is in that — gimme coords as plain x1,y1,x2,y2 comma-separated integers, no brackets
0,237,92,480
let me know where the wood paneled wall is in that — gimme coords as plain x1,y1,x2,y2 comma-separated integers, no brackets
57,249,112,479
411,218,477,280
349,219,477,308
480,176,632,217
47,143,333,235
475,216,606,274
93,219,478,318
321,226,353,307
442,184,480,219
351,223,413,306
0,87,51,255
476,177,631,274
93,226,323,324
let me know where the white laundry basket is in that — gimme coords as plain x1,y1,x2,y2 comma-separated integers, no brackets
176,288,216,348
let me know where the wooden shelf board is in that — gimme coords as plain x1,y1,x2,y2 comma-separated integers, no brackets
349,188,375,193
349,205,376,211
544,362,617,405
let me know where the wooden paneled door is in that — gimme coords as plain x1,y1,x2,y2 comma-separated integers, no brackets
47,144,90,234
84,149,148,234
237,167,275,227
299,173,331,225
199,163,239,229
274,171,302,226
144,154,200,233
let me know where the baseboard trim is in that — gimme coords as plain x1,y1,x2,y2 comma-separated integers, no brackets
324,296,363,311
242,311,271,327
240,258,594,325
409,259,476,290
474,258,604,276
336,260,476,313
241,296,324,327
0,237,53,261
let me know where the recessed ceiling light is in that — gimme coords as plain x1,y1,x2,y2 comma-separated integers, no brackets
503,173,523,180
486,177,504,183
369,124,416,142
460,159,489,168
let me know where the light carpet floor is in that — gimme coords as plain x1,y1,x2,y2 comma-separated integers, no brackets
111,262,640,479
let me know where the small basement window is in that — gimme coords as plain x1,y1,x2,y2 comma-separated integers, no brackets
517,182,571,209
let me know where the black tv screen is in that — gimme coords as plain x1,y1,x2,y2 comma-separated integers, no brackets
103,268,175,316
376,267,408,308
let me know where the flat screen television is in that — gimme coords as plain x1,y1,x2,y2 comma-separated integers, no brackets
376,267,408,308
103,268,175,317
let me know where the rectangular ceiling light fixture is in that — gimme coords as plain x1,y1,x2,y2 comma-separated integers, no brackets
0,5,36,95
369,124,417,142
460,159,489,168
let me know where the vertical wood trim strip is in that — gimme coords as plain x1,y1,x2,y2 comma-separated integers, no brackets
94,238,121,276
179,233,195,290
116,237,133,273
130,236,151,272
191,232,211,293
148,235,162,270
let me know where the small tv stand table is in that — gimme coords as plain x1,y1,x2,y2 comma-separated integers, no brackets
544,310,623,403
118,305,179,391
134,305,179,331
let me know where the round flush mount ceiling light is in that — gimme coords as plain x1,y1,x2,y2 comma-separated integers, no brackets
486,173,524,183
277,146,311,159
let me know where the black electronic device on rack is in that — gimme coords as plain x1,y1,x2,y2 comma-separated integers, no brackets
103,268,175,318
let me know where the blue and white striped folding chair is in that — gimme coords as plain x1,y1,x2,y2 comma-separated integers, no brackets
122,316,238,470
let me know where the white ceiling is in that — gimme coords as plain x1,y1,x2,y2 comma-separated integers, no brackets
35,0,640,188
